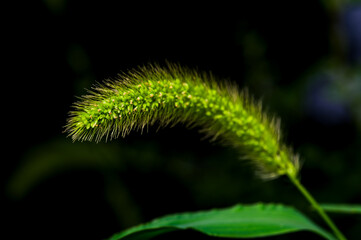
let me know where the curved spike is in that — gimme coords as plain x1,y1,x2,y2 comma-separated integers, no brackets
64,63,299,179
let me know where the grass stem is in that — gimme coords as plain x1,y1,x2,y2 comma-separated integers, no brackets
288,175,347,240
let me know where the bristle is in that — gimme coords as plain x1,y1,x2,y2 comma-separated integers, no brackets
64,63,299,179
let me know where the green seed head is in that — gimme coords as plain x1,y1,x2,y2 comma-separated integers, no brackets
65,63,299,179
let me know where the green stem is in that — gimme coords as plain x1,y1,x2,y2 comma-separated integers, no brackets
288,175,347,240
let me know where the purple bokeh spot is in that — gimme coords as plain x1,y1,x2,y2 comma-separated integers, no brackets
305,73,350,125
341,4,361,64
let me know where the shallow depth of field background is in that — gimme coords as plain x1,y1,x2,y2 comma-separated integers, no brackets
3,1,361,239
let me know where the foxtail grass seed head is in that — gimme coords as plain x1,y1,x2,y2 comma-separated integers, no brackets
65,64,299,179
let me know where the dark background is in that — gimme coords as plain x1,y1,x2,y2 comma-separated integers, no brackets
3,0,361,239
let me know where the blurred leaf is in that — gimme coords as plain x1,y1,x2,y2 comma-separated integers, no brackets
109,203,335,240
7,139,125,199
7,136,169,200
42,0,67,15
320,204,361,214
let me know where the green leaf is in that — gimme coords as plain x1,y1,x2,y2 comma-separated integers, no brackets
109,203,336,240
320,203,361,214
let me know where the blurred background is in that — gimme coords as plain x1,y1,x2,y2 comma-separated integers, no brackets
3,0,361,239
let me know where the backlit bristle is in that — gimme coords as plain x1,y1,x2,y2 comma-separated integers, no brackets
65,63,299,179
